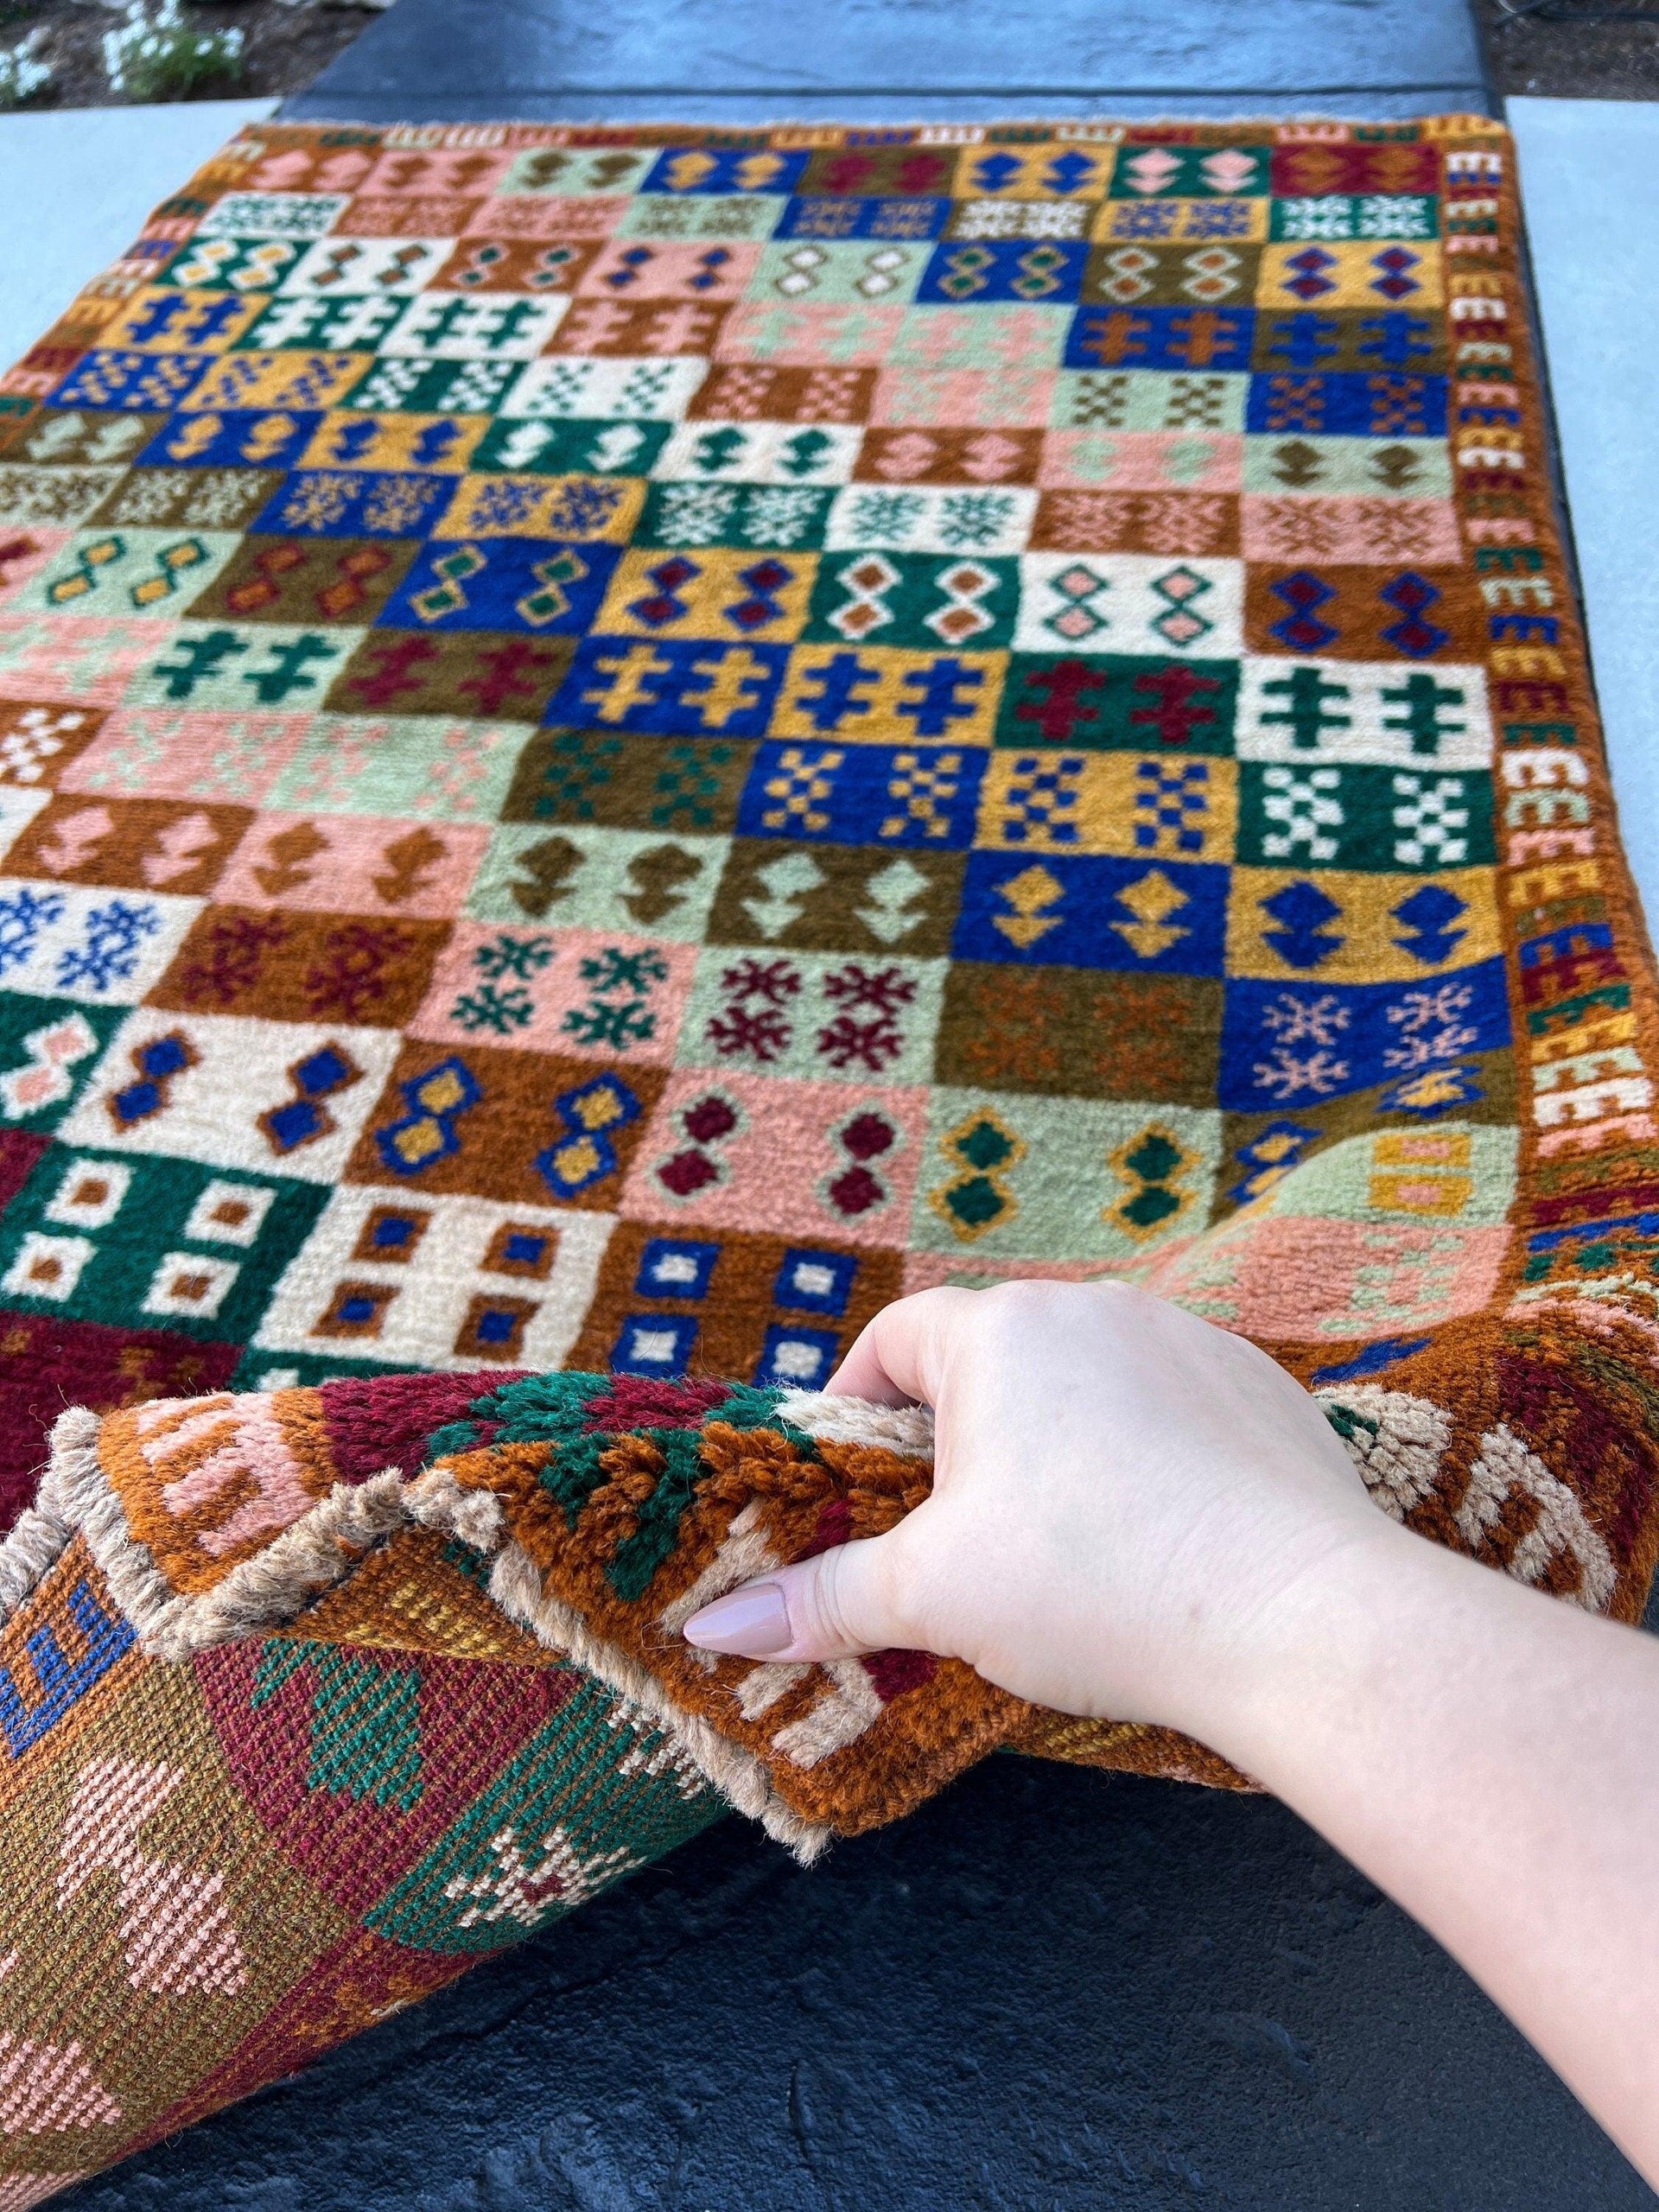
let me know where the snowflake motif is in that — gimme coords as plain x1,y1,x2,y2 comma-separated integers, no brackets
580,946,669,997
545,481,626,537
1357,194,1432,239
740,487,823,548
278,474,356,531
454,478,541,531
1382,982,1478,1072
822,962,918,1017
845,489,925,544
720,957,803,1006
1253,1046,1352,1102
563,998,658,1049
657,484,739,544
362,476,437,534
1259,991,1351,1049
451,981,535,1034
817,1013,904,1072
1276,194,1353,241
186,471,258,528
936,491,1018,550
708,1002,791,1062
474,931,556,982
54,898,161,993
105,474,184,524
0,885,67,975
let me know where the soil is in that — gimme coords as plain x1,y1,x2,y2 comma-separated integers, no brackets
1,0,378,108
1478,0,1659,98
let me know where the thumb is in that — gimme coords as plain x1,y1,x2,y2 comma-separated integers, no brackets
680,1535,905,1663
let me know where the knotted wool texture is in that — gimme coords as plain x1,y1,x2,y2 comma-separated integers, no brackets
2,113,1658,2199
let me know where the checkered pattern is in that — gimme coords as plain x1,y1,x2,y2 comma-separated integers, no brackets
3,111,1659,2201
0,113,1635,1490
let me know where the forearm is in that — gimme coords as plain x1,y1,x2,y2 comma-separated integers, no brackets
1209,1526,1659,2185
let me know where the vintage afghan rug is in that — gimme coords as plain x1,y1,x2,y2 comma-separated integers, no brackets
3,113,1659,2201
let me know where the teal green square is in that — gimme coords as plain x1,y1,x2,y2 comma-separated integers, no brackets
804,551,1018,652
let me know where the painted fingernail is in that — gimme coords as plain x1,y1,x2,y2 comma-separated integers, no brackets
682,1581,792,1656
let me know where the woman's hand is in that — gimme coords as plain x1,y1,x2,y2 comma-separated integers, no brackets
684,1281,1385,1749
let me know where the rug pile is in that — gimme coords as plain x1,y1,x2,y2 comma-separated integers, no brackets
2,114,1656,2199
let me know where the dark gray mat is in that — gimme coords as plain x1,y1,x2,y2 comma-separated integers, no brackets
71,1763,1649,2209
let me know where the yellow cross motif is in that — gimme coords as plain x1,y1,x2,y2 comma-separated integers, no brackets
583,645,675,724
880,751,963,841
687,647,771,730
761,747,844,832
130,538,210,609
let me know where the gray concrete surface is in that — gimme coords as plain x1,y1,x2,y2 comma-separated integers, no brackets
1510,97,1659,936
0,101,276,370
281,0,1493,122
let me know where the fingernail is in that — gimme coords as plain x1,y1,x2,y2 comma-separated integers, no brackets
682,1581,792,1656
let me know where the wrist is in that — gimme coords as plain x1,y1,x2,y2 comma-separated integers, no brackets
1179,1511,1459,1781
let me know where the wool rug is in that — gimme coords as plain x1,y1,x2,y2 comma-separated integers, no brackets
2,114,1658,2200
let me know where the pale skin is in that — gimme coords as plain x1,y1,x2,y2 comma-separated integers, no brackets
683,1281,1659,2189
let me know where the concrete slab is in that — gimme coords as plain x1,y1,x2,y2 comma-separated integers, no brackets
1510,96,1659,937
283,0,1492,124
0,99,277,370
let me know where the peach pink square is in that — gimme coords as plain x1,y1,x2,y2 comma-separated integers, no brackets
621,1070,928,1247
60,709,314,804
410,922,696,1064
578,241,763,300
870,369,1056,427
217,811,490,918
0,615,164,708
1039,430,1242,492
715,302,908,366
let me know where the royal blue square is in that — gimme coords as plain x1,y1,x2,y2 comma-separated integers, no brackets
338,1294,380,1325
546,636,790,738
503,1230,550,1267
264,1098,324,1154
635,1237,721,1300
378,538,620,635
1218,958,1511,1111
918,239,1088,305
474,1306,520,1345
296,1046,353,1097
370,1215,420,1251
772,1248,856,1317
1245,370,1447,437
739,740,986,846
953,853,1229,974
609,1313,700,1376
753,1325,842,1389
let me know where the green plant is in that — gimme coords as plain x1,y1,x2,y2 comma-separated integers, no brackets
103,0,244,99
0,27,50,106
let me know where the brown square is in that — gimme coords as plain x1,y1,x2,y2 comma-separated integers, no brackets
935,963,1223,1104
150,907,451,1027
483,1221,559,1279
188,536,422,627
326,631,575,724
5,797,252,893
569,1220,904,1381
352,1205,432,1265
454,1291,539,1363
707,839,964,957
501,729,754,833
346,1042,667,1209
315,1280,400,1340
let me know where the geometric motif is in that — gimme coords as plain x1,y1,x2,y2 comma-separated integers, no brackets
3,111,1659,2202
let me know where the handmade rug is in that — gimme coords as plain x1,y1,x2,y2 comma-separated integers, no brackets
3,113,1658,2201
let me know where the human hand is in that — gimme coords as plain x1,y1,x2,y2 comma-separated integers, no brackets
682,1281,1390,1746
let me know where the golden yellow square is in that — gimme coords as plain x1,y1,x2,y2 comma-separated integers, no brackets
949,143,1117,199
975,751,1237,860
594,547,818,644
771,642,1005,747
1091,199,1269,244
1255,240,1444,310
300,411,489,474
183,351,376,412
99,286,270,355
434,473,646,543
1226,864,1500,985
